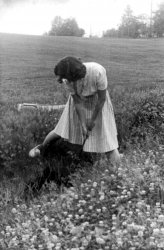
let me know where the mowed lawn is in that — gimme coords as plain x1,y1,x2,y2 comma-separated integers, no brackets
0,33,164,105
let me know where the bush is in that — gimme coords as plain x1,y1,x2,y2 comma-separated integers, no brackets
112,83,164,150
0,106,94,198
0,83,163,198
0,106,61,183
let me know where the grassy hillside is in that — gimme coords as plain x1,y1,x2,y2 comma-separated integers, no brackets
1,33,164,105
0,33,163,175
0,33,164,250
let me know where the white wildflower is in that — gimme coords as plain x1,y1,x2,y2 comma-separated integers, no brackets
96,237,105,244
6,226,11,231
150,222,157,228
70,226,82,236
157,242,164,248
75,214,79,219
99,221,104,226
44,215,49,222
74,194,78,199
102,207,107,212
11,208,17,214
100,195,105,201
82,221,89,227
55,242,61,250
82,238,89,246
58,231,63,236
117,238,123,246
93,182,98,188
78,209,83,214
138,231,144,237
153,228,160,235
158,215,164,222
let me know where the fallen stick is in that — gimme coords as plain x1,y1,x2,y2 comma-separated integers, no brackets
17,103,65,111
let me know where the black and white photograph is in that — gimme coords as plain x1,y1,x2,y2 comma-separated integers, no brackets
0,0,164,249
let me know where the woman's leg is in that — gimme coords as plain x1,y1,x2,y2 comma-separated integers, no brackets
42,130,60,147
29,130,61,157
106,149,121,165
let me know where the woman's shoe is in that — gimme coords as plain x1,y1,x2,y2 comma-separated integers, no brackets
29,145,41,158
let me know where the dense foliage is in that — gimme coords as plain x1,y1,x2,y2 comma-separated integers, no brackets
103,2,164,38
48,16,85,37
0,84,164,250
0,83,163,191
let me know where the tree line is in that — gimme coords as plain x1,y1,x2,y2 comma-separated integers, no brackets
47,16,85,37
103,2,164,38
47,2,164,38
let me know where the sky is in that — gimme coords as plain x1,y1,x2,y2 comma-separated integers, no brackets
0,0,162,37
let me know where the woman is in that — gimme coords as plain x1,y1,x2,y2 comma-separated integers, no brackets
29,56,120,163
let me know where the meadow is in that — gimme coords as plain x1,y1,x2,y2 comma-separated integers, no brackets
0,33,164,249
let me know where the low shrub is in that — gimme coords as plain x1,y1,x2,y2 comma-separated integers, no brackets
112,83,164,150
0,106,94,198
0,107,61,186
0,83,163,198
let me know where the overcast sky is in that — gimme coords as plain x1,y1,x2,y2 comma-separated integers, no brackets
0,0,162,36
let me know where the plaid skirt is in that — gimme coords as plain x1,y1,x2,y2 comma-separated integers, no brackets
54,92,118,153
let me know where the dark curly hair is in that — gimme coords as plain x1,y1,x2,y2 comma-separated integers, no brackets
54,56,86,83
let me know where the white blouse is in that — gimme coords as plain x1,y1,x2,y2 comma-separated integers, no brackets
64,62,108,98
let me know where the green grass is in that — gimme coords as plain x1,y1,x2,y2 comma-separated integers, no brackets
0,33,164,250
1,33,164,105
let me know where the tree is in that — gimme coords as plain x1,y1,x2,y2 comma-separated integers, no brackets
48,16,85,37
103,3,164,39
49,16,63,36
103,12,150,38
103,8,150,39
118,5,141,38
116,6,151,38
103,28,118,38
153,2,164,37
136,14,149,38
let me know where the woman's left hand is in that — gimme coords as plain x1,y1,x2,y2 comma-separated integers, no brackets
86,119,95,132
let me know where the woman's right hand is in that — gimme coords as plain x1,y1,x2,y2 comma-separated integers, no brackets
82,123,89,140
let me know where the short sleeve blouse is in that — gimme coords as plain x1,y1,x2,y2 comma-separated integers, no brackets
64,62,108,97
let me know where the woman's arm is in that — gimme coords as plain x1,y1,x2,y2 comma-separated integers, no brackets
87,89,106,131
71,94,88,138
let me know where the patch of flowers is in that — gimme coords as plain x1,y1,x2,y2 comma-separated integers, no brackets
0,148,164,249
